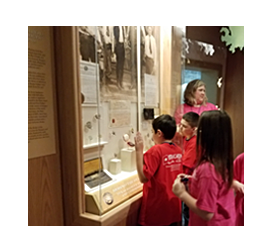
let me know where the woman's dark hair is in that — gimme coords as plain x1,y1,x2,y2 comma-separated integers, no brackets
184,79,208,106
196,110,233,188
152,114,176,140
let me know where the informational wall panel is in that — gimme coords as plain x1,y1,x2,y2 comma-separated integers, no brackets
28,26,56,159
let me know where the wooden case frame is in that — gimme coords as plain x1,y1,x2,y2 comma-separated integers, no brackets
54,26,143,226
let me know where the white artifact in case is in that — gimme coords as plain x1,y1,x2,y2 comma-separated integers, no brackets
109,158,122,174
121,148,136,172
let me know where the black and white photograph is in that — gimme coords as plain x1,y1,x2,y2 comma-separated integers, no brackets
140,26,160,104
142,26,157,76
140,26,160,78
78,26,138,101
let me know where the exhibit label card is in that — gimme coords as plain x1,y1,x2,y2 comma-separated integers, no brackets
80,61,99,104
144,73,158,107
28,26,56,159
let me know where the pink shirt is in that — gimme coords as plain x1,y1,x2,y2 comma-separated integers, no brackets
234,153,244,226
174,102,217,125
189,162,235,226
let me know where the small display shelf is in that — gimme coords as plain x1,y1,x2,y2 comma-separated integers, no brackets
83,141,108,149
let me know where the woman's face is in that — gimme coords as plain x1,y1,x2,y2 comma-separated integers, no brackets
194,85,206,105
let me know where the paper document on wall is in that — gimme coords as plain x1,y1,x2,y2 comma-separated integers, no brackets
144,73,158,107
109,100,131,127
80,61,99,104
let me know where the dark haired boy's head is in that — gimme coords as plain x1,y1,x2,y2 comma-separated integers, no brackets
183,112,199,128
152,114,176,143
180,112,199,139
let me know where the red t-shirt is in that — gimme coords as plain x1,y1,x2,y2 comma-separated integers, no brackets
138,142,183,226
233,153,244,226
182,135,197,175
189,162,235,226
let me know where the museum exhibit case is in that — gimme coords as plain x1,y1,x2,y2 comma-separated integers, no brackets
79,26,164,219
54,26,226,226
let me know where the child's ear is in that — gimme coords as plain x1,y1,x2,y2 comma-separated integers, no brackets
157,129,163,137
194,127,198,135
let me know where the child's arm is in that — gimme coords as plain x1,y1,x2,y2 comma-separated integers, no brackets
134,132,148,183
173,175,214,221
232,180,244,194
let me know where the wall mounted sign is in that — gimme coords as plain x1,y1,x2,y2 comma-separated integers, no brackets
28,26,56,159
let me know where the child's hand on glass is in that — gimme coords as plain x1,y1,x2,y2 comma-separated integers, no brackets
134,131,144,152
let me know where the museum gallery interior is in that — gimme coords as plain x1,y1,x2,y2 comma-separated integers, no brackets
28,26,244,226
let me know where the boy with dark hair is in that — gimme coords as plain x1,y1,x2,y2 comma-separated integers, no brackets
180,112,199,175
179,112,199,226
134,114,183,226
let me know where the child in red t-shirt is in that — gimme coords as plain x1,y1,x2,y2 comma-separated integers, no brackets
232,153,244,226
173,110,235,226
134,114,183,226
180,112,199,175
179,112,199,226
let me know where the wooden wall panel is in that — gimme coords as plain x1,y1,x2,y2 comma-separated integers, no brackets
28,155,64,225
186,26,224,47
28,27,64,226
224,49,244,158
186,26,244,158
160,26,172,114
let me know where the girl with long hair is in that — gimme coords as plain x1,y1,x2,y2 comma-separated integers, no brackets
172,110,235,226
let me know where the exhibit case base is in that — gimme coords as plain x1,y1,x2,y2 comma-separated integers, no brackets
85,171,143,215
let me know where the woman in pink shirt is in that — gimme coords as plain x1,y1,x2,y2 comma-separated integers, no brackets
172,110,235,226
174,79,217,126
172,79,217,148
